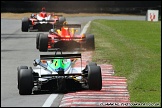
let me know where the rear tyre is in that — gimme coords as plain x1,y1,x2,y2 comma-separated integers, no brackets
19,69,34,95
39,34,48,52
88,65,102,90
88,62,97,66
84,34,95,51
36,33,44,49
17,66,28,89
82,62,97,75
21,17,29,32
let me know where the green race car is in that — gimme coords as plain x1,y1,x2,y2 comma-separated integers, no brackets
17,49,102,95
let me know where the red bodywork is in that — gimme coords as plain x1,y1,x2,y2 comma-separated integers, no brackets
47,26,85,49
29,12,60,26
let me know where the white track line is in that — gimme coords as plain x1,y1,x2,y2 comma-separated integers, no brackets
42,94,58,107
80,21,91,35
42,21,91,107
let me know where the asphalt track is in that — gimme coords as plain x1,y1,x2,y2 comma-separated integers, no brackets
1,15,145,107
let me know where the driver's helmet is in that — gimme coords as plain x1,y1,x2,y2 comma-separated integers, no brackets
31,13,36,18
42,7,46,12
49,29,55,34
50,58,71,73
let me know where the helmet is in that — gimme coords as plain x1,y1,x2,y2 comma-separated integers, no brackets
31,13,35,18
50,59,71,73
42,7,46,12
49,29,55,34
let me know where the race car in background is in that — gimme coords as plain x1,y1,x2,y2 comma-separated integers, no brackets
17,49,102,95
21,7,66,32
36,22,95,52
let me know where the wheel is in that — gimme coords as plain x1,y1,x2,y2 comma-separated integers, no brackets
39,34,48,52
84,62,97,72
21,17,29,32
87,65,102,90
17,66,28,89
17,66,28,72
36,33,44,49
88,62,97,66
82,62,97,74
84,34,95,51
18,69,34,95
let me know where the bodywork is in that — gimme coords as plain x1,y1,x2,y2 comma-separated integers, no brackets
32,52,84,92
37,23,95,51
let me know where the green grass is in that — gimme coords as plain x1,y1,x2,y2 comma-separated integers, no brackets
87,20,161,103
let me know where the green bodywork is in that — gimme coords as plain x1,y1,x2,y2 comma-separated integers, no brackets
47,59,71,72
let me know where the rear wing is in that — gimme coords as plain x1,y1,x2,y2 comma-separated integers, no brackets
54,24,81,29
40,53,81,60
33,20,55,22
33,20,81,28
53,15,63,17
63,24,81,28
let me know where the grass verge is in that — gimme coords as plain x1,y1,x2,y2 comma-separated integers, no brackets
87,19,161,104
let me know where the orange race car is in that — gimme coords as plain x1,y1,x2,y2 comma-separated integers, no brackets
21,7,66,32
36,22,95,52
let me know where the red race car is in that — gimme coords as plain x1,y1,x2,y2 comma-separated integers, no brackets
21,7,66,32
36,23,95,52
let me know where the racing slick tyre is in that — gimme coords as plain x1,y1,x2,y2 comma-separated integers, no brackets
84,62,97,71
17,66,28,89
19,69,34,95
36,33,44,49
39,34,48,52
85,34,95,51
88,62,97,66
87,65,102,90
82,62,97,76
21,17,29,32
